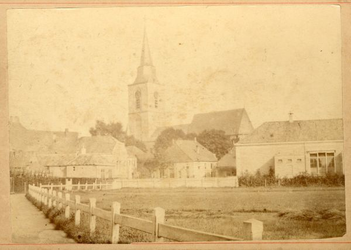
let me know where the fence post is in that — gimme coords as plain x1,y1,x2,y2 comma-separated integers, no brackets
53,190,57,207
111,202,121,244
50,183,53,191
77,181,80,191
243,219,263,241
65,193,70,219
89,198,96,235
93,182,95,190
44,189,48,206
60,182,63,190
48,189,52,208
58,192,63,210
75,195,81,227
153,207,165,242
85,182,88,191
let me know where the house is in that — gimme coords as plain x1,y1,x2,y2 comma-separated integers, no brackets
235,114,344,178
154,139,218,179
9,116,78,172
216,148,236,177
43,136,137,179
126,146,154,178
9,117,137,179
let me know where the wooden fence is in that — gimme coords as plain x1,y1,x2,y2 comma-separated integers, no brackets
40,177,239,191
27,184,263,243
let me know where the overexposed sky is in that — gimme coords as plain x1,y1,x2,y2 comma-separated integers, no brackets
8,5,342,136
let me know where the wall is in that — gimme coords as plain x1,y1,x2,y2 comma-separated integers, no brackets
235,141,344,177
162,162,216,178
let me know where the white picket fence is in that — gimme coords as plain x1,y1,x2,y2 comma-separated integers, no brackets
27,184,263,243
40,177,239,191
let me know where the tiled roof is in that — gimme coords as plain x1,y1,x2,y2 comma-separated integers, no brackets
78,136,119,154
126,146,153,161
238,119,343,144
217,149,236,167
164,139,217,163
188,109,253,136
67,154,116,166
9,121,78,152
37,154,77,167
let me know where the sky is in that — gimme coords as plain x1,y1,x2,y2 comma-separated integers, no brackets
8,5,342,136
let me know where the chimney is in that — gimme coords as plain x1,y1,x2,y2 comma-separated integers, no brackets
289,112,294,123
52,133,57,142
65,128,69,136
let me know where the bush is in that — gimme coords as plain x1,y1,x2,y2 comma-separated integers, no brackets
238,172,344,187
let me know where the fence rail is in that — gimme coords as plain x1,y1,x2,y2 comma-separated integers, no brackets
27,184,262,243
39,177,239,191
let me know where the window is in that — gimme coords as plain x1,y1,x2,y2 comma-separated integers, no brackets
287,159,292,163
135,91,141,109
297,159,302,163
73,167,76,171
278,159,283,164
310,152,335,175
154,92,159,108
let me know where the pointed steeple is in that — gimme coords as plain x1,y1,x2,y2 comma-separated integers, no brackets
140,27,153,66
133,26,159,85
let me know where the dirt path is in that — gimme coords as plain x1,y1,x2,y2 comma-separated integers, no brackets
11,194,76,244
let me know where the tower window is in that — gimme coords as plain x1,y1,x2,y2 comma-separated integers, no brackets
135,91,141,109
154,92,159,108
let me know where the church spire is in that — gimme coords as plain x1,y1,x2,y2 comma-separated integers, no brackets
133,26,158,85
140,27,153,66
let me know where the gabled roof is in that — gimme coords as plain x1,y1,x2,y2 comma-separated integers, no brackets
9,119,78,152
217,149,236,167
164,139,217,163
78,136,119,154
37,154,77,167
67,154,116,166
238,118,343,144
126,146,153,161
188,109,253,136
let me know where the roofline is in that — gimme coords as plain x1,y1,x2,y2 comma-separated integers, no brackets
235,139,344,147
192,108,245,117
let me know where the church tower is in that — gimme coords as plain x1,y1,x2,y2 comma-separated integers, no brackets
128,29,165,142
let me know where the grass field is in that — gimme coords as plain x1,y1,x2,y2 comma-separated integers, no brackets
72,187,346,243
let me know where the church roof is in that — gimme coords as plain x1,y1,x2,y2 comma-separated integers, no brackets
188,109,253,136
238,118,343,144
164,139,217,163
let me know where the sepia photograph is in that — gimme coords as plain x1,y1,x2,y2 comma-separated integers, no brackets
7,5,346,245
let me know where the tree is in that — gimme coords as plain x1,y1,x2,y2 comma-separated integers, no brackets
89,120,146,152
154,128,187,157
89,120,125,142
197,129,232,159
125,135,147,152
